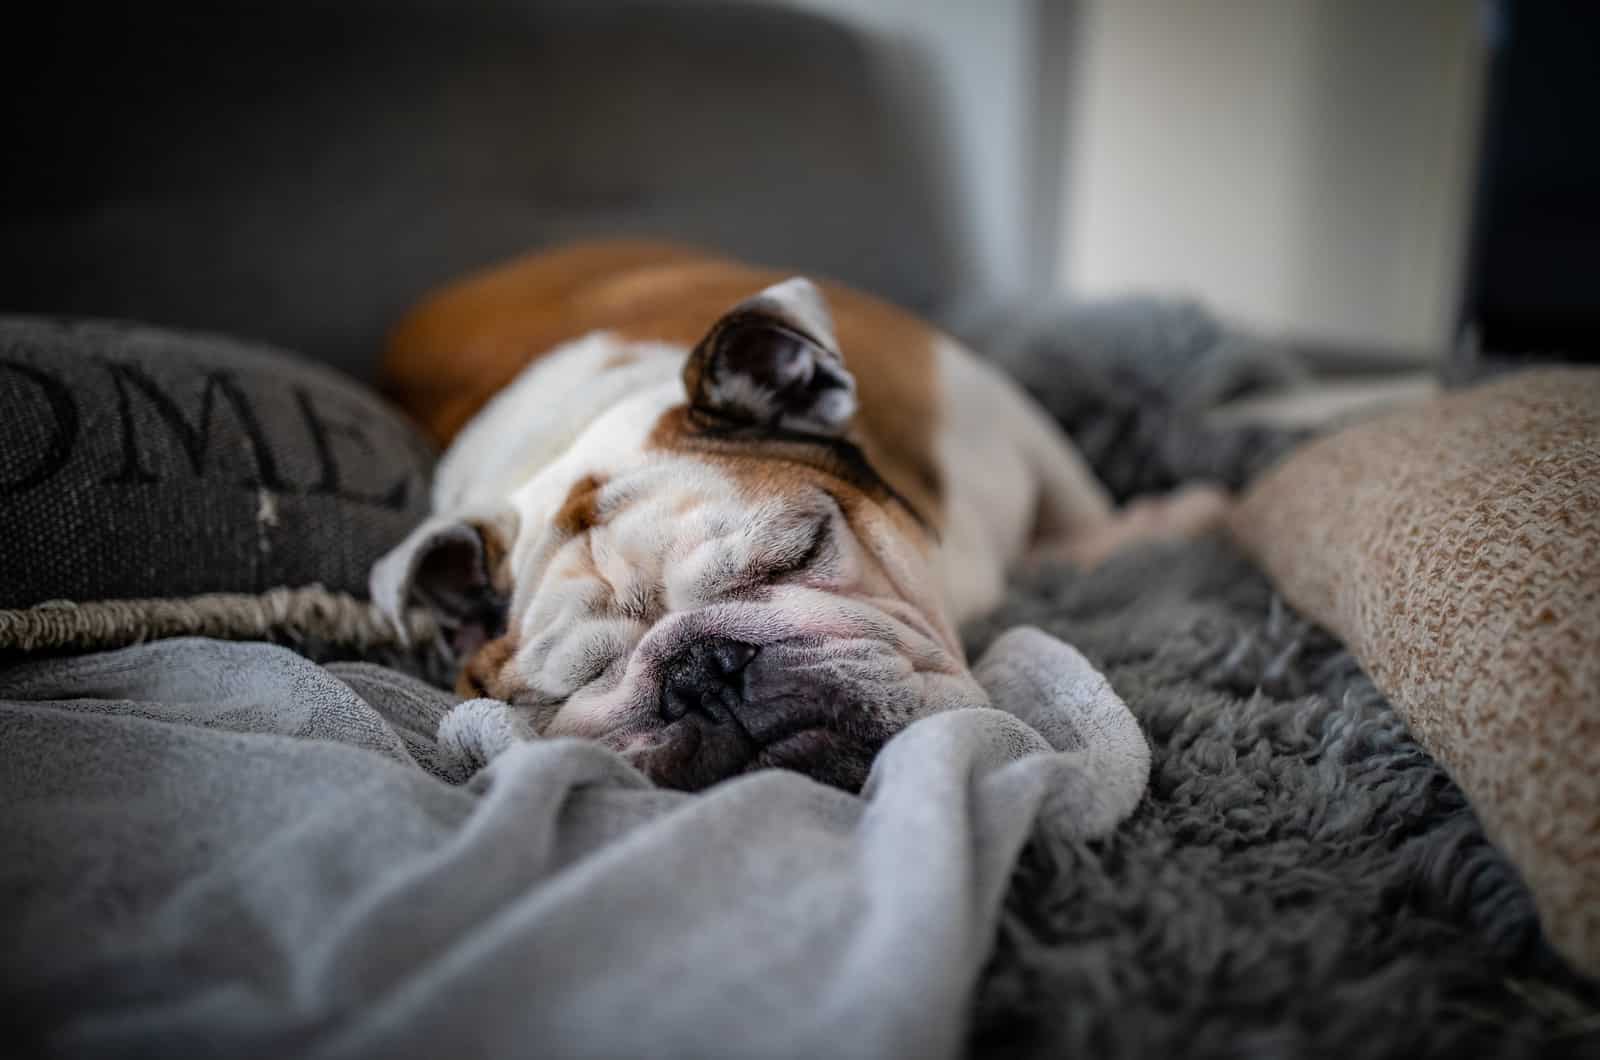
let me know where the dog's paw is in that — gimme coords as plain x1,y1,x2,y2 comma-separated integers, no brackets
1029,483,1234,571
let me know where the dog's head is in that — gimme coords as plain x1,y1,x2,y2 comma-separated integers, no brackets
374,279,985,791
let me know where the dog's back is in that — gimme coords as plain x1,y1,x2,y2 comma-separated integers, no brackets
383,239,949,526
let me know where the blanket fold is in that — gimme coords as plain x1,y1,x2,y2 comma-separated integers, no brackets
0,631,1146,1060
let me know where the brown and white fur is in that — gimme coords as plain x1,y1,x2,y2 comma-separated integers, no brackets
373,240,1226,791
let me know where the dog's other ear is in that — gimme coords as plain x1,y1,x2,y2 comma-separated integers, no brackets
683,277,857,436
370,507,519,658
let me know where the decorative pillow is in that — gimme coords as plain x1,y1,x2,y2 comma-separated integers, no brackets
0,318,434,607
1230,368,1600,976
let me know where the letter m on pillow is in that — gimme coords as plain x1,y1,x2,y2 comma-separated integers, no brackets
100,361,286,489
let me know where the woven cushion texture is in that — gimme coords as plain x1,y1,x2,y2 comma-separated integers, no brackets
1232,368,1600,975
0,318,433,606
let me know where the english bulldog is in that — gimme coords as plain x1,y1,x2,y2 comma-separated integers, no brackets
373,240,1226,791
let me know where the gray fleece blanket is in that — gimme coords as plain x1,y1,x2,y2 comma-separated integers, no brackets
0,629,1148,1060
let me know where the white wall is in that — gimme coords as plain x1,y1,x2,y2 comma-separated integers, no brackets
751,0,1037,298
1057,0,1488,353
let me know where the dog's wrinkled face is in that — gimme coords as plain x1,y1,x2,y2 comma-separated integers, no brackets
477,460,980,791
375,279,986,791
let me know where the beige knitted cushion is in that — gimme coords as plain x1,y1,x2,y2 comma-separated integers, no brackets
1231,368,1600,976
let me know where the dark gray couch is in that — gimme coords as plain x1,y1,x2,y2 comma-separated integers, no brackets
3,0,972,381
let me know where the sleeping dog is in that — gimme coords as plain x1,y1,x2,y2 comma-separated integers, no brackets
373,240,1226,790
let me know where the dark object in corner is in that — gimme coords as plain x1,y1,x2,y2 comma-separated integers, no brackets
1457,0,1600,364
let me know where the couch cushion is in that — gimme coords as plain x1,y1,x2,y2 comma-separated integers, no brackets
1230,368,1600,976
0,318,433,607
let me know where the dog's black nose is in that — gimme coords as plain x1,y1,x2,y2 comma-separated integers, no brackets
659,638,760,724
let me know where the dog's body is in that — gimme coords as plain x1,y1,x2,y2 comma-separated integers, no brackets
374,240,1221,790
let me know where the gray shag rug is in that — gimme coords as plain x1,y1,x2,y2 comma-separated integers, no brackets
954,295,1310,501
962,539,1598,1058
951,299,1600,1057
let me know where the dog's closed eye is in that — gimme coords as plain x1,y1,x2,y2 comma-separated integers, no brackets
710,514,834,601
765,515,832,581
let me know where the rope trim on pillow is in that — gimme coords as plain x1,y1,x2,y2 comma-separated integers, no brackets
0,586,439,657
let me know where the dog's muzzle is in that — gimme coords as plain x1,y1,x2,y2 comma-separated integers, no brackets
648,636,890,793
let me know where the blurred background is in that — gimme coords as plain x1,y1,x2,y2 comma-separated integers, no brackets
4,0,1596,381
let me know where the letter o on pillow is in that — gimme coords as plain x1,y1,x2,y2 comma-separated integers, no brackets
0,318,435,607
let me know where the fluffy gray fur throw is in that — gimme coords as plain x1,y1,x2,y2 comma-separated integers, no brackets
955,295,1310,500
962,538,1598,1057
953,299,1599,1056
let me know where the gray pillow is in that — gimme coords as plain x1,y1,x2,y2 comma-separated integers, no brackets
0,318,434,607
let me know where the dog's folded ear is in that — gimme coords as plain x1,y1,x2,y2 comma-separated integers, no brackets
683,277,858,436
370,507,519,657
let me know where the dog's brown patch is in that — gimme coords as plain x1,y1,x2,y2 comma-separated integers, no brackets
553,473,608,537
475,514,517,598
456,633,518,700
